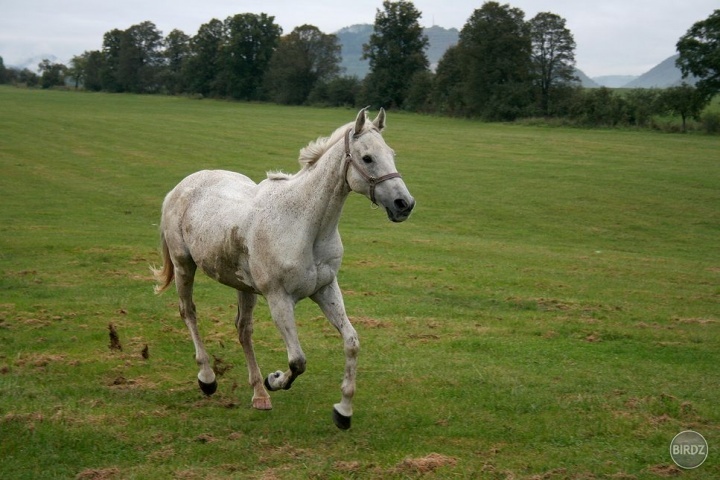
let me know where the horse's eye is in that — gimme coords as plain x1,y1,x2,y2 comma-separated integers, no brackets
362,155,373,164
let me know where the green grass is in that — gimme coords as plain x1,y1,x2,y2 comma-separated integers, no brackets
1,86,719,479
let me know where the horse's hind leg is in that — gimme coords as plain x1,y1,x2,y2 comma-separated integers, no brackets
235,291,272,410
175,259,216,395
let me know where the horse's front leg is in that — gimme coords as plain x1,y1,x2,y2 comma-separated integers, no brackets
311,279,359,430
264,293,306,392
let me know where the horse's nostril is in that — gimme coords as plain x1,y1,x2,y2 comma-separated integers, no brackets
394,198,415,213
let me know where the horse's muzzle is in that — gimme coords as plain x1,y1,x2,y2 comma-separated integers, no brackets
387,197,415,223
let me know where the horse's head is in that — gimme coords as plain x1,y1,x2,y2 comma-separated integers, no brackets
344,108,415,223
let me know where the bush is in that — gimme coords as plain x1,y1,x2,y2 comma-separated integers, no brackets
568,88,629,127
701,111,720,134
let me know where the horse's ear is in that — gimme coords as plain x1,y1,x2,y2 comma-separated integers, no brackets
372,108,386,132
354,107,368,134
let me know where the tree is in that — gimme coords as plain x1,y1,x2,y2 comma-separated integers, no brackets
68,53,87,89
0,56,7,84
456,1,532,120
568,87,628,127
265,25,342,105
676,9,720,99
18,68,39,87
83,51,105,91
118,21,164,93
433,45,466,115
624,89,662,128
38,59,67,89
221,13,282,100
404,70,435,112
101,28,124,92
529,12,577,116
660,84,710,132
317,76,362,107
164,29,191,94
362,0,429,109
184,19,225,96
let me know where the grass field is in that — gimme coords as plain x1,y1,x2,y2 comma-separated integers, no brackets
1,86,719,479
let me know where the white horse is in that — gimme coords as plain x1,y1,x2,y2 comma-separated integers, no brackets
153,108,414,429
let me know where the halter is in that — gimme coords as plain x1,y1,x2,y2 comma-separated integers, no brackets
342,127,402,205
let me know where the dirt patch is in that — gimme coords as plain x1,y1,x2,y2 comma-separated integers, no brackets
255,466,293,480
351,316,386,328
75,467,120,480
527,468,568,479
2,412,44,426
647,464,682,477
584,332,601,343
212,355,232,376
194,433,217,444
15,353,67,369
333,461,362,473
674,317,717,325
107,375,156,390
393,453,457,474
606,473,637,480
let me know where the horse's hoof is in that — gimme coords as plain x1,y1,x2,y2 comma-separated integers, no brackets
264,371,283,392
333,407,352,430
264,376,275,392
198,378,218,396
252,397,272,410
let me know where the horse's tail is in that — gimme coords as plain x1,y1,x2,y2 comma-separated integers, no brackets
152,234,174,294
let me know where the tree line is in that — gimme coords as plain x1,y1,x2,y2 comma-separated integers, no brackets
2,1,718,131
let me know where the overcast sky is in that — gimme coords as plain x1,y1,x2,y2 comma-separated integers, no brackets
0,0,716,78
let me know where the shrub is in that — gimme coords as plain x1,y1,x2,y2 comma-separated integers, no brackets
701,111,720,134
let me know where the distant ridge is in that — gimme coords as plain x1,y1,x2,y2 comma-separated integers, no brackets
8,54,58,72
574,69,600,88
336,24,372,78
624,54,697,88
592,75,638,88
336,24,458,78
335,23,685,90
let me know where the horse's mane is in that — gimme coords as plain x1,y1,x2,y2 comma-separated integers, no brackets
267,119,369,181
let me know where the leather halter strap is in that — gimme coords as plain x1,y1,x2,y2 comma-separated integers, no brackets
342,128,402,205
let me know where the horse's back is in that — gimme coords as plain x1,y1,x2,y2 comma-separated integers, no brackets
171,169,255,200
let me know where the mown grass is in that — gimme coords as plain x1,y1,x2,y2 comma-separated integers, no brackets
1,86,718,479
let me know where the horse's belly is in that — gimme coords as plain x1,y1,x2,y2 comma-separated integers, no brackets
198,254,259,294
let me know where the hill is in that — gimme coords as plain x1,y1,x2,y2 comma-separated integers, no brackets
592,75,638,88
336,24,372,78
336,24,458,78
574,69,601,88
624,54,697,88
7,54,58,72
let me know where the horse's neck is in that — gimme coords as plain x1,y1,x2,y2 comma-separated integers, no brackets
293,141,350,238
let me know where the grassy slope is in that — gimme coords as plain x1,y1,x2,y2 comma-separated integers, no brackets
0,87,718,479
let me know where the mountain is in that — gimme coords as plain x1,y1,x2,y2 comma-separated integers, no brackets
8,54,59,72
336,24,372,78
424,25,459,71
592,75,638,88
624,54,697,88
574,69,600,88
335,24,458,78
